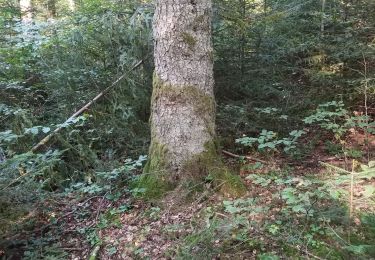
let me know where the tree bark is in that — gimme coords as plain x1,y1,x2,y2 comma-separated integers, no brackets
147,0,216,181
47,0,57,18
19,0,32,23
67,0,75,12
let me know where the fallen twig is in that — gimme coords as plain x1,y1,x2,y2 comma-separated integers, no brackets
222,150,268,164
88,244,101,260
320,161,352,174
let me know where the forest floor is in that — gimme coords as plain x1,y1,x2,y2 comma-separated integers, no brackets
1,131,375,259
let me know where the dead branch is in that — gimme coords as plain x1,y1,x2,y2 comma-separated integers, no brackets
31,58,146,153
222,150,268,164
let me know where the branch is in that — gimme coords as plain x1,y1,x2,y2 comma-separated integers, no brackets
222,150,268,164
31,58,146,153
88,244,101,260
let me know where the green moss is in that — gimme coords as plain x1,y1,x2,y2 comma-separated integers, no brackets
138,139,175,199
181,32,197,48
152,74,216,124
193,14,210,32
208,50,214,62
141,139,245,199
131,173,173,200
211,167,246,198
146,75,245,198
194,15,205,25
143,140,168,174
181,141,246,198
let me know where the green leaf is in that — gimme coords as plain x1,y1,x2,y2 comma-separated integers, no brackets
292,204,306,213
345,245,373,255
363,185,375,197
258,253,280,260
368,161,375,168
42,127,51,133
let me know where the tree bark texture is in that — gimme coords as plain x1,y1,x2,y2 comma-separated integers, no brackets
47,0,57,18
68,0,75,12
20,0,32,23
147,0,216,180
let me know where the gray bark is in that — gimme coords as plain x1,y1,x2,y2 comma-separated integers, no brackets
20,0,32,23
67,0,75,11
148,0,216,179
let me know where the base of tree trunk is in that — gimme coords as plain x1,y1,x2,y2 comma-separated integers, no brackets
136,141,246,200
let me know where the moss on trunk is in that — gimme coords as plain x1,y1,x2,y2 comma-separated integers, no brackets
135,139,174,199
139,138,246,199
152,73,216,123
180,141,246,197
137,74,245,199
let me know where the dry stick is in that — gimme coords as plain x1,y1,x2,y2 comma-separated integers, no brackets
31,58,145,153
320,0,326,33
319,161,352,175
362,53,370,163
348,159,355,243
88,244,101,260
222,150,268,164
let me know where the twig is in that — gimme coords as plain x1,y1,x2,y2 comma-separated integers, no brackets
31,58,147,153
319,161,352,175
304,248,325,260
348,160,355,243
327,223,348,245
88,244,101,260
320,0,326,33
60,247,82,251
215,212,230,218
222,150,268,164
362,53,370,163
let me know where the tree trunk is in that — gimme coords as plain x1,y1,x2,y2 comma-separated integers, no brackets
47,0,57,18
19,0,32,23
146,0,216,181
67,0,75,12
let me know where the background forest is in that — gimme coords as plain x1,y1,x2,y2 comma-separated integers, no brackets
0,0,374,259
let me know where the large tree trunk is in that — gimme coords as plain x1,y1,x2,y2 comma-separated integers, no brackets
67,0,75,12
146,0,216,181
47,0,57,19
19,0,32,23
